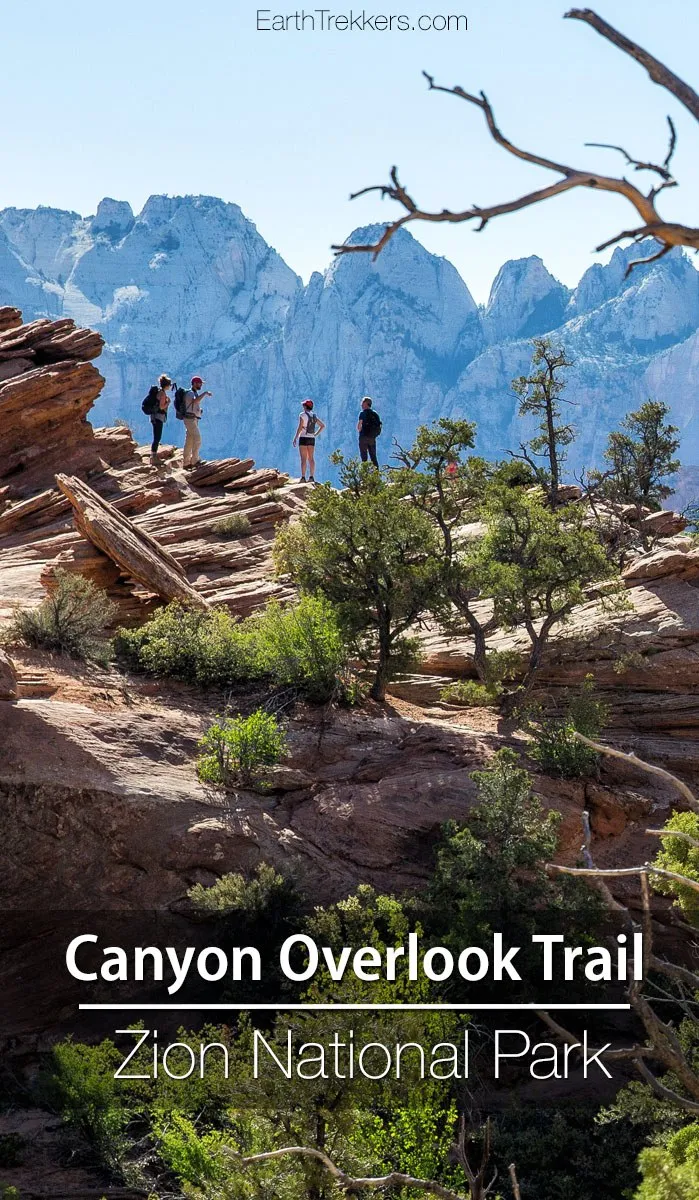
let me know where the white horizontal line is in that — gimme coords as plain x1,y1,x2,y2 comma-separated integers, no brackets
79,1003,631,1012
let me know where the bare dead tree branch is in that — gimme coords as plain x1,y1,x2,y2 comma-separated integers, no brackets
572,732,699,813
565,9,699,122
508,1163,522,1200
232,1145,469,1200
542,748,699,1110
233,1119,504,1200
646,827,699,850
334,11,699,272
585,116,677,183
634,1056,699,1114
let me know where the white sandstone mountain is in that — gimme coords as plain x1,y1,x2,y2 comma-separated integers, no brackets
0,195,698,486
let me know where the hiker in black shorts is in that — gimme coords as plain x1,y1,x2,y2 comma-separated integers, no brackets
357,396,381,467
293,399,326,483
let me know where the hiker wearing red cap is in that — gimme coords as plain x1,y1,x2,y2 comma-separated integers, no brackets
181,375,212,468
293,399,325,483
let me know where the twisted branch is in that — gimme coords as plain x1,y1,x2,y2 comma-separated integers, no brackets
334,10,699,273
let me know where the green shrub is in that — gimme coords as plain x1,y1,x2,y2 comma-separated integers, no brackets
440,651,521,707
212,512,252,539
635,1123,699,1200
650,811,699,923
483,648,521,686
0,1136,23,1169
528,676,608,778
189,862,298,917
252,595,353,703
440,678,501,707
116,603,260,688
197,709,287,787
7,571,116,662
156,1113,226,1188
117,596,356,703
44,1039,131,1169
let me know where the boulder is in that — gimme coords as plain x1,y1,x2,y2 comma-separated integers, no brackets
0,650,17,699
641,509,687,537
622,546,699,583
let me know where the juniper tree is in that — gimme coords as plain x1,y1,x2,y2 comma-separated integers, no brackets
274,457,439,700
595,399,681,514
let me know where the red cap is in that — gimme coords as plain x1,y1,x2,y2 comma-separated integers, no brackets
302,398,314,408
191,375,204,388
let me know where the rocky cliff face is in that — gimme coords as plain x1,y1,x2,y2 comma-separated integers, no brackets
1,198,698,490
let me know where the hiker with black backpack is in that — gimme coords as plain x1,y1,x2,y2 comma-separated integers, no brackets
174,375,212,469
141,374,173,457
293,398,325,483
357,396,381,467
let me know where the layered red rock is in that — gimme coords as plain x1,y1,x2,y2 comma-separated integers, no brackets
0,310,108,497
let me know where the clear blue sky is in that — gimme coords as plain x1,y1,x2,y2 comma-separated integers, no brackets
3,0,697,302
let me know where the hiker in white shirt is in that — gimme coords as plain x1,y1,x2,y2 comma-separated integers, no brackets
293,398,325,483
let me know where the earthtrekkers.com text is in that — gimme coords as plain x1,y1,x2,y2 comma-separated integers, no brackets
256,9,468,31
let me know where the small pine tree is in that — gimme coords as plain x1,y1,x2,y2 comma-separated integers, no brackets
511,338,576,507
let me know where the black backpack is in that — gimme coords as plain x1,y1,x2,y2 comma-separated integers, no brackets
364,409,382,437
174,387,188,420
141,385,160,416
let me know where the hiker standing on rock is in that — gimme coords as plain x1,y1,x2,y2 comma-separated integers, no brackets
142,374,172,458
293,398,325,483
177,375,211,469
357,396,381,467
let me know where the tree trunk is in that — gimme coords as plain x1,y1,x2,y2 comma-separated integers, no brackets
546,392,559,507
370,618,391,701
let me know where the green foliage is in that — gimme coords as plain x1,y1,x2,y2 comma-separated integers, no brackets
593,399,681,513
7,570,116,662
440,678,501,706
492,1104,647,1200
511,337,576,505
212,511,252,539
528,676,608,778
418,749,601,996
196,708,287,787
189,861,296,917
468,484,615,706
483,648,521,685
440,652,521,706
0,1136,23,1169
116,602,258,687
156,1112,227,1188
471,486,612,634
635,1123,699,1200
275,457,439,699
250,595,355,703
650,811,699,922
116,595,354,703
44,1039,135,1170
424,748,560,938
